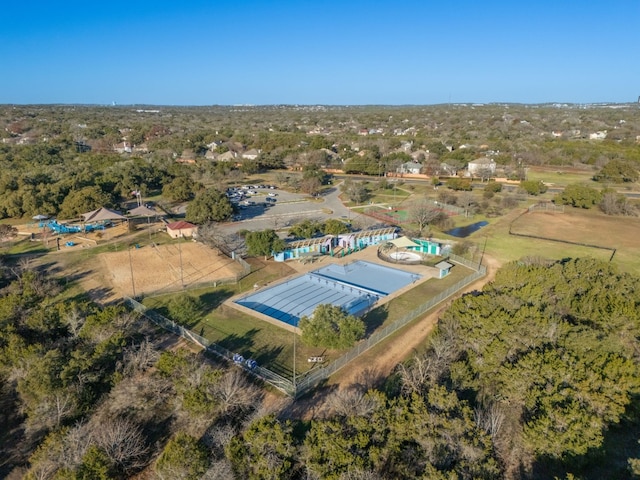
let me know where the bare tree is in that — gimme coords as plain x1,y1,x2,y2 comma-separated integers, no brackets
201,459,236,480
118,338,159,376
457,191,476,217
198,222,247,256
91,417,149,473
409,197,442,235
213,370,261,417
327,388,380,417
396,355,434,396
474,402,506,440
64,307,86,338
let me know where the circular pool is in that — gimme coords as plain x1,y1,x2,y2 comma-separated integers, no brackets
388,251,422,262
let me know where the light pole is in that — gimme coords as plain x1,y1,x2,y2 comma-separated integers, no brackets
292,318,298,397
128,244,136,298
178,233,184,288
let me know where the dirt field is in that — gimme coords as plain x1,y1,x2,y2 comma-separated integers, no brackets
100,242,244,298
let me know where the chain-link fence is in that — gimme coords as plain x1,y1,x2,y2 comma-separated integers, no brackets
126,256,485,399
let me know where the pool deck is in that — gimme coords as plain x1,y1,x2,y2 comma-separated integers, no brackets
227,245,440,332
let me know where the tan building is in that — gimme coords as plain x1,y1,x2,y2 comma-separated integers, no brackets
166,221,198,239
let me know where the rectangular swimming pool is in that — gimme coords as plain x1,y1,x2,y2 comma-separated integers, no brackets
234,260,421,327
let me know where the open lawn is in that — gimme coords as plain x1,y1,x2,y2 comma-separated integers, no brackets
480,207,640,274
526,165,598,186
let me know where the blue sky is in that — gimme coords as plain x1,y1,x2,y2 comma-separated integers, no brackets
2,0,638,105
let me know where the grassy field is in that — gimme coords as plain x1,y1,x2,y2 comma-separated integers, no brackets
468,206,640,275
143,258,475,380
525,166,597,186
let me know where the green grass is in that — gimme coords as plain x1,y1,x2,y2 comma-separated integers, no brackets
525,168,597,186
141,258,477,380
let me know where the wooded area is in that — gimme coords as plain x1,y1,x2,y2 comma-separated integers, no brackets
1,103,640,478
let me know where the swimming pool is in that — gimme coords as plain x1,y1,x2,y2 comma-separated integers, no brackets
234,260,422,327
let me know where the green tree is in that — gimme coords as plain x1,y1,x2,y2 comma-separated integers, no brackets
76,446,114,480
167,295,203,327
322,219,350,236
185,188,233,224
299,304,365,349
226,414,296,480
446,178,473,191
594,160,639,183
58,186,114,219
244,229,286,259
155,432,210,480
288,219,323,239
554,184,602,208
162,176,199,202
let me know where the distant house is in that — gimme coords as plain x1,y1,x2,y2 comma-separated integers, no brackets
217,151,238,162
176,149,197,164
397,161,423,175
133,143,149,153
166,221,198,239
589,131,607,140
242,148,261,160
467,157,496,176
114,141,132,154
439,162,458,176
205,150,218,160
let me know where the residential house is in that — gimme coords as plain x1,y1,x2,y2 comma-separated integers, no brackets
467,157,496,177
217,151,238,162
242,148,261,160
397,161,423,175
589,131,607,140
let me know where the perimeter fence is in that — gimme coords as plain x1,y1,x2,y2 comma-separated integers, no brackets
125,253,485,398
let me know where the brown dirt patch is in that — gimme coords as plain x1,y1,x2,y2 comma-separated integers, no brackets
99,242,243,298
65,242,244,304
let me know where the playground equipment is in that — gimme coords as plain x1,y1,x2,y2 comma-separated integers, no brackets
40,219,110,234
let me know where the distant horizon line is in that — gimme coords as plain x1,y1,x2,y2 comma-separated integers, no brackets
1,100,638,108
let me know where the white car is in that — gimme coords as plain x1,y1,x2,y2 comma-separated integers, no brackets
268,192,278,197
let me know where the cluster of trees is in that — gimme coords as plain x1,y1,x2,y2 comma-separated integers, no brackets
398,257,640,477
555,183,638,216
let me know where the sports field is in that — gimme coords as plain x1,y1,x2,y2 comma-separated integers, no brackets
99,242,244,297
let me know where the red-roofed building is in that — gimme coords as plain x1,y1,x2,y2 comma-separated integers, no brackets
166,221,198,239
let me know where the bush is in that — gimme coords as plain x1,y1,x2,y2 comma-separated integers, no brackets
484,181,503,193
519,180,548,195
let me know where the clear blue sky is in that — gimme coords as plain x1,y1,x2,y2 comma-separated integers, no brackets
2,0,638,105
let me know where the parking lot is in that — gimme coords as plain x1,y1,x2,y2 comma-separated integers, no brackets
222,183,353,235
